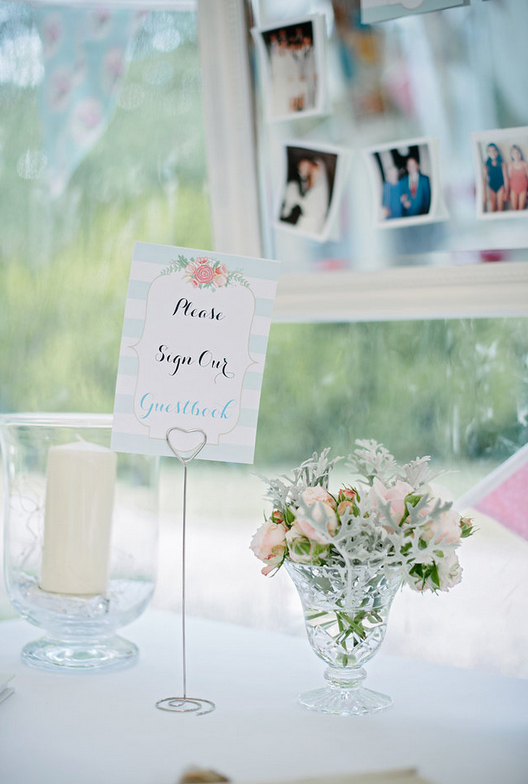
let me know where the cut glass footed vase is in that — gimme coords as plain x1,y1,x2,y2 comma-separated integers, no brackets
286,560,402,716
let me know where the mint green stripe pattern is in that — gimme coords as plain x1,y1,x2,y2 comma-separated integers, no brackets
127,280,150,299
243,372,264,390
249,334,268,354
255,297,275,317
118,355,138,375
122,318,143,339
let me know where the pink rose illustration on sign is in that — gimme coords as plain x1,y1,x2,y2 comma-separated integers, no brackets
213,263,228,288
193,262,215,285
163,255,249,291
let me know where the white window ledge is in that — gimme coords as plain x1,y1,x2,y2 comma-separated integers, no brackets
273,261,528,322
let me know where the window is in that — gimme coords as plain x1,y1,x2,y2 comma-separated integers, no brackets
1,0,527,681
0,0,210,615
0,1,211,415
155,315,528,679
252,0,528,274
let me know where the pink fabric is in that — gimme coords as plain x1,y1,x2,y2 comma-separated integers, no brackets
474,461,528,541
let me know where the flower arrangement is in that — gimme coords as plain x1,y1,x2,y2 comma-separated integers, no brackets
251,440,475,593
161,254,249,291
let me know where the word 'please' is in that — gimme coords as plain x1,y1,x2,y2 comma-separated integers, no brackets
173,298,225,320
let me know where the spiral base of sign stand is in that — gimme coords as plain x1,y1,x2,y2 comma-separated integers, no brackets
155,697,215,716
156,427,215,716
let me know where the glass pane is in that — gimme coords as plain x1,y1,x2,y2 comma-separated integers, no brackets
0,1,210,618
0,2,211,415
156,316,528,678
253,0,528,274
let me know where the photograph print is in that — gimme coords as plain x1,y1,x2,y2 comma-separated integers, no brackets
472,127,528,219
252,15,327,122
276,143,345,242
360,0,469,26
365,138,447,228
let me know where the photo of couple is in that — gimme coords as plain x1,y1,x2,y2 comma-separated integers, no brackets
277,144,342,241
371,143,433,225
252,15,326,122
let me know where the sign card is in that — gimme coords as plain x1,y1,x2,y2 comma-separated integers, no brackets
111,243,281,464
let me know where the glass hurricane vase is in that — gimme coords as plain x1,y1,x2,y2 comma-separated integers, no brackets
0,413,159,672
286,559,402,715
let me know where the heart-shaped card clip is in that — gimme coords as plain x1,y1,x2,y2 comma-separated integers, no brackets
166,427,207,465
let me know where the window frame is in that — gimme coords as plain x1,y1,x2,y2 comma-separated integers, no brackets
196,0,528,322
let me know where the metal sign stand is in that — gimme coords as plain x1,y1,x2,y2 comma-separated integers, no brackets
156,427,215,716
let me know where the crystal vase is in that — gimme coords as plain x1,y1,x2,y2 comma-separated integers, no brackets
286,559,402,715
0,413,159,672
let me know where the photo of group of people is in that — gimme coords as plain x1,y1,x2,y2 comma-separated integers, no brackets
252,15,326,122
277,145,343,242
473,129,528,218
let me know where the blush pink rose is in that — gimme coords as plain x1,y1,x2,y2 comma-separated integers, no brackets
420,507,462,546
436,551,463,590
337,487,357,516
302,486,336,509
409,552,463,593
369,477,415,523
285,523,322,563
250,519,287,575
294,488,338,543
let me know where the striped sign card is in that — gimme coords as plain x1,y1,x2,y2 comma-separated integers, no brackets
111,242,281,464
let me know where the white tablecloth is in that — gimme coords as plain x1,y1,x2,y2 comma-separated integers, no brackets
0,609,527,784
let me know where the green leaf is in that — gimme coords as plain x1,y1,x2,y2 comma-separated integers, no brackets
285,507,295,524
429,561,440,588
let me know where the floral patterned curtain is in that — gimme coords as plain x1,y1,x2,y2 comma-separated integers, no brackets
33,5,143,196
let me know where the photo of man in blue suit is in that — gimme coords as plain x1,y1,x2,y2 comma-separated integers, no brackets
399,156,431,216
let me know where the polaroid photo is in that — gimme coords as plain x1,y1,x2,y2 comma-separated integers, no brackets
364,137,448,229
251,15,328,123
471,127,528,221
275,142,348,243
360,0,469,25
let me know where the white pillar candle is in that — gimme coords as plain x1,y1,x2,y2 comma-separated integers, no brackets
40,439,117,595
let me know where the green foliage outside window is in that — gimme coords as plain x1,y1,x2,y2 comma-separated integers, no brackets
256,318,528,468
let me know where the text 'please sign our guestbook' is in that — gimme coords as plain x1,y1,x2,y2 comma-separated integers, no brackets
111,242,281,464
